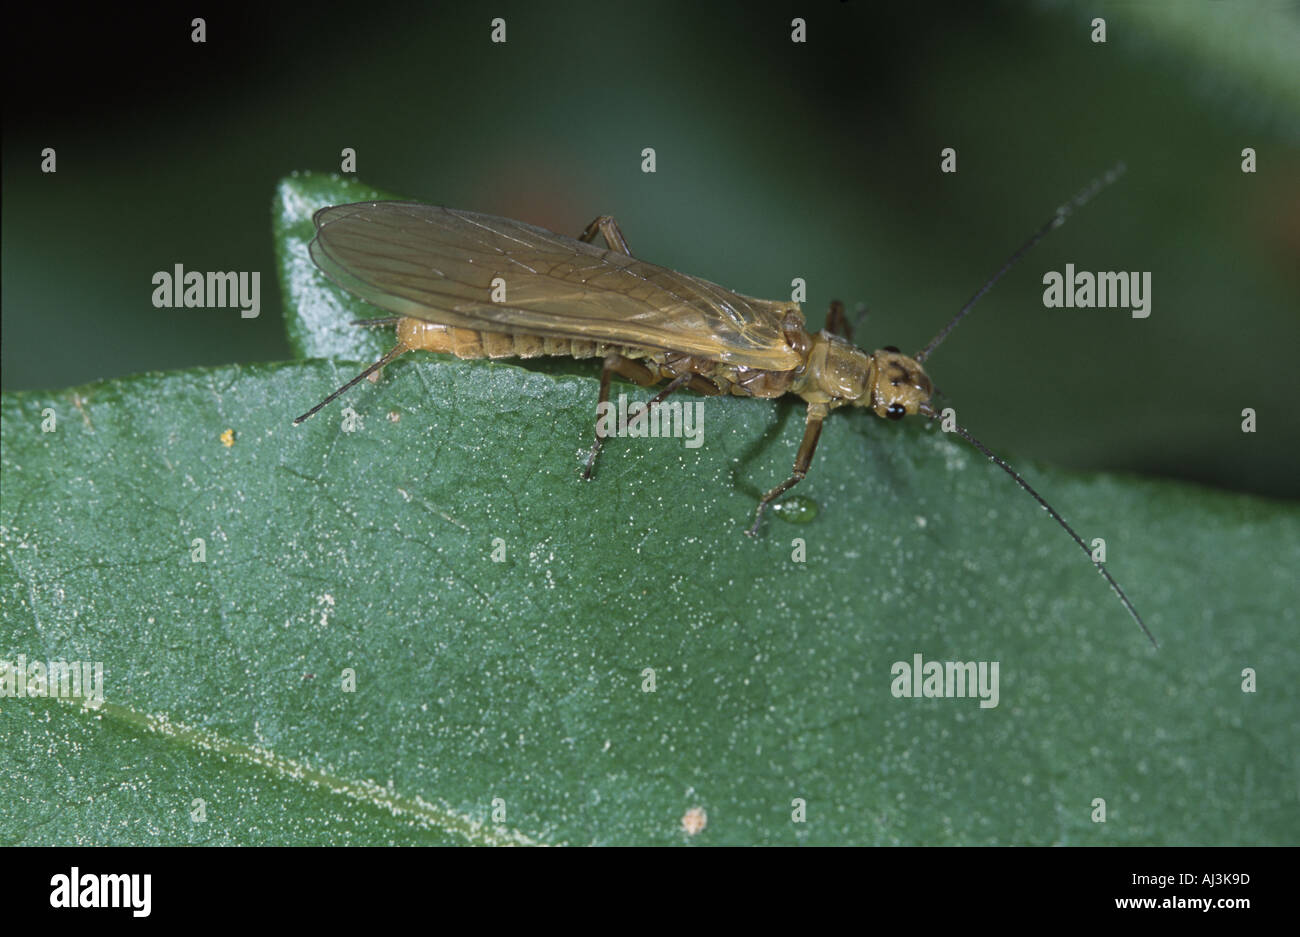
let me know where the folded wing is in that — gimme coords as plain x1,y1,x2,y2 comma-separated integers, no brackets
309,201,802,371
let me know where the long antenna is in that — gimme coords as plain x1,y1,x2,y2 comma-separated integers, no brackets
920,405,1157,648
293,344,408,425
915,162,1126,363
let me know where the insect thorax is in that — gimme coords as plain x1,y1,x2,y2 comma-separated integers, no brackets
792,332,876,408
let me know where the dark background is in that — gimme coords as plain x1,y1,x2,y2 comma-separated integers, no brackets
3,0,1297,497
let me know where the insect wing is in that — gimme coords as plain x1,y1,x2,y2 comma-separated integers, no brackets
309,201,802,370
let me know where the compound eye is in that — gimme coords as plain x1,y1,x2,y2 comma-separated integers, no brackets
883,345,900,353
885,402,907,421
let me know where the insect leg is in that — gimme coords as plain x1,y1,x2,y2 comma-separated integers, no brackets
681,374,724,395
852,304,871,333
824,300,853,341
746,403,829,537
624,372,694,434
581,354,660,479
824,301,872,340
578,216,633,256
293,343,409,425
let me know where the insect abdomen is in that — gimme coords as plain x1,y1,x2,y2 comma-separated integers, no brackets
396,318,623,361
395,317,799,399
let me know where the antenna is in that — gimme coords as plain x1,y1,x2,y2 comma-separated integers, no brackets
293,344,408,425
915,162,1126,363
919,404,1157,648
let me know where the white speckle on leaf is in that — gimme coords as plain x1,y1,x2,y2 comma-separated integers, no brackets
316,593,336,628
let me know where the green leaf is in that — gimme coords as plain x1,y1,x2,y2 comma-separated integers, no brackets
1,176,1295,845
274,172,402,363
